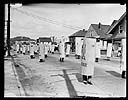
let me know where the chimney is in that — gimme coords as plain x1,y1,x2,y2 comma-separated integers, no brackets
98,22,101,29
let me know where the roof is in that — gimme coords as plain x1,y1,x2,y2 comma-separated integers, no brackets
91,24,110,38
10,36,35,41
69,30,87,37
106,12,126,35
38,37,52,42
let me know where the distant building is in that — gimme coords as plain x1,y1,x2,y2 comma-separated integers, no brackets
38,37,52,43
10,36,35,45
69,29,87,52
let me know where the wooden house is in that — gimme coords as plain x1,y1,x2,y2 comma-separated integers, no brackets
105,12,126,57
69,29,87,52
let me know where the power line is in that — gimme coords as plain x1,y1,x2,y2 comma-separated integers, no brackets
13,8,81,30
24,7,82,29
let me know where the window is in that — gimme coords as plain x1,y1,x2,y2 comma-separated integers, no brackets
119,25,123,34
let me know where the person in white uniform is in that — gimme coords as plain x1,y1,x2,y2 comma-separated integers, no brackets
34,43,38,54
51,43,55,54
106,42,112,60
77,39,83,59
95,38,101,62
39,42,45,62
65,43,71,57
81,37,96,85
59,41,65,62
22,44,26,55
30,43,35,59
121,39,126,78
44,43,48,58
16,43,20,53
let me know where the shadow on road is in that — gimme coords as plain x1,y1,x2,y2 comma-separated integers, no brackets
106,71,121,78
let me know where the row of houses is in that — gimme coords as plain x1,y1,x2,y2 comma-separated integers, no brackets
69,12,126,57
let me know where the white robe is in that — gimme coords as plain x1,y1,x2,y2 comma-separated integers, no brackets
66,44,70,55
107,43,112,58
16,44,19,52
39,43,45,60
77,40,83,56
95,41,101,58
30,44,34,56
59,42,65,58
51,44,55,53
22,45,26,53
121,39,126,71
45,44,48,55
81,38,96,76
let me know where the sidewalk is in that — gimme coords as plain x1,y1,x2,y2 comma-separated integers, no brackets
4,57,25,97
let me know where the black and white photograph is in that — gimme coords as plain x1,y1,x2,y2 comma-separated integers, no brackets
4,3,126,98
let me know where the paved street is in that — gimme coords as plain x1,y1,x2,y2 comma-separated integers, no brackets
4,50,126,97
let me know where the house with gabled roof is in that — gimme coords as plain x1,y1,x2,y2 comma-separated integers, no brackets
105,12,126,57
69,29,87,52
106,12,126,40
85,23,110,52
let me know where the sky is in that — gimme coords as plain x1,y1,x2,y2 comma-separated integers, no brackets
5,3,126,39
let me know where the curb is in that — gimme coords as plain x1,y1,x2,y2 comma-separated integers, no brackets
11,59,26,96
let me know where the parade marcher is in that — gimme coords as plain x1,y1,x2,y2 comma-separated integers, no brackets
30,43,35,59
95,38,101,62
26,44,30,54
51,43,55,54
81,37,96,85
34,43,38,54
121,39,126,78
22,44,26,55
65,43,71,57
19,43,23,54
106,42,112,60
75,39,83,59
48,42,52,53
16,42,20,53
39,42,45,62
44,43,49,58
78,39,83,59
59,41,65,62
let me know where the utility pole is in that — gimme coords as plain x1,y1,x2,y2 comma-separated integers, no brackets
7,3,10,56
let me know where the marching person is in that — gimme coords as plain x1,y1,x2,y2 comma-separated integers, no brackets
65,43,71,57
22,43,26,55
19,43,23,54
16,42,20,53
77,39,83,59
51,43,55,54
27,44,30,54
121,39,126,79
59,41,65,62
95,38,101,62
34,43,38,55
30,43,35,59
81,37,96,85
106,42,112,60
39,42,45,62
44,43,48,58
48,42,52,53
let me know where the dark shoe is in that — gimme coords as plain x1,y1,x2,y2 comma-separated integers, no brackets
39,59,45,62
45,55,47,58
83,80,87,84
62,58,64,62
87,81,93,85
122,71,126,79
